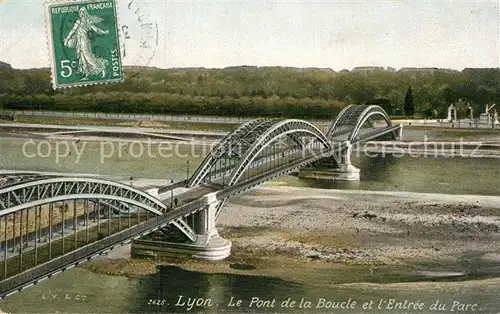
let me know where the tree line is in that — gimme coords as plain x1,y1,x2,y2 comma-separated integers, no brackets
0,66,498,119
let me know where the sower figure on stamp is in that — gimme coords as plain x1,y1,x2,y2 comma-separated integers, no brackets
64,7,109,81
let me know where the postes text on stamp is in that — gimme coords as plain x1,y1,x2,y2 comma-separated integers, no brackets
45,0,124,89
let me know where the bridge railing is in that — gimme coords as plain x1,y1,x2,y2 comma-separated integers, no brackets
351,124,401,143
0,191,214,298
217,148,332,200
157,179,189,193
0,215,168,298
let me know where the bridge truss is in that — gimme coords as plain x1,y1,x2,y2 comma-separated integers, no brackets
0,177,174,286
0,105,400,296
188,119,337,217
326,104,395,142
189,119,333,187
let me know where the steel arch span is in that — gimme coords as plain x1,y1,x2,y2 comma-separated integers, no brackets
348,105,394,141
0,177,168,216
0,177,199,241
213,119,333,217
326,105,394,142
189,118,330,188
188,118,268,187
326,104,357,141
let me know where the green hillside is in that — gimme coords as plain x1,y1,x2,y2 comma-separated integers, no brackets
0,65,498,119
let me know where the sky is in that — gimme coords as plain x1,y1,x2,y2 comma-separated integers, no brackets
0,0,499,70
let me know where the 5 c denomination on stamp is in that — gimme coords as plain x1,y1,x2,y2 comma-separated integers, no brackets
44,0,124,89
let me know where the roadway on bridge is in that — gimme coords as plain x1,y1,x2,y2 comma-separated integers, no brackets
0,181,218,263
0,143,321,267
0,209,104,260
0,105,405,297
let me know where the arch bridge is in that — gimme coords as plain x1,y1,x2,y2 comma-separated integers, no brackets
0,105,401,298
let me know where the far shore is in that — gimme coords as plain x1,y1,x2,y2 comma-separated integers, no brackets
1,115,500,135
0,121,499,159
83,186,500,284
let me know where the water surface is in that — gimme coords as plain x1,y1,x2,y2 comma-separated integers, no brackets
0,131,499,313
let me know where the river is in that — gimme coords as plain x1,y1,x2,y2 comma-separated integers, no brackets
0,130,499,313
0,131,498,196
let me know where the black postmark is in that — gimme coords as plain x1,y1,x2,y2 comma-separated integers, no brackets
120,0,159,68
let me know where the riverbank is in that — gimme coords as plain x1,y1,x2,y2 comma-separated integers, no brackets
1,124,499,159
0,115,239,133
2,116,500,137
83,186,500,285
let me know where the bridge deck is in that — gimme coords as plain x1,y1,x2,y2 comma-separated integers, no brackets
353,125,401,143
0,109,401,298
162,184,219,208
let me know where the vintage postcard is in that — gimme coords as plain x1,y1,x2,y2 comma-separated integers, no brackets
1,1,500,314
44,0,123,89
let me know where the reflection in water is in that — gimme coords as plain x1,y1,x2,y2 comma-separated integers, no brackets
131,266,306,313
0,134,498,195
0,131,500,313
2,264,500,313
359,153,400,180
123,266,500,313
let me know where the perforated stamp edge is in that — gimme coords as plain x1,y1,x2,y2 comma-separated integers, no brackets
44,0,124,90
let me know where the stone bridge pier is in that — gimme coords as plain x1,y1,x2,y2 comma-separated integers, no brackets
191,193,232,260
298,141,360,181
334,141,361,180
131,192,232,260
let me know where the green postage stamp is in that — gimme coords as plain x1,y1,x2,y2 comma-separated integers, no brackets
45,0,124,89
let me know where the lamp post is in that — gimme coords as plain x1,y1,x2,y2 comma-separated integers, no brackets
170,179,174,208
493,109,498,130
186,160,190,180
222,160,225,187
